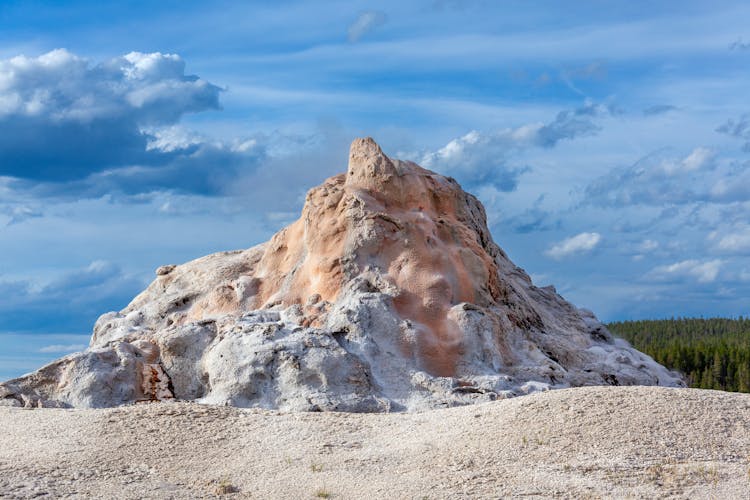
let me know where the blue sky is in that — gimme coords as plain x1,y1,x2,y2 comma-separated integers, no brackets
2,0,750,379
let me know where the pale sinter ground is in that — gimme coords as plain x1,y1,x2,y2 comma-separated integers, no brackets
1,386,749,499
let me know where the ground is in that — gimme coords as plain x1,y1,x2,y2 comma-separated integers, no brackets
1,386,748,499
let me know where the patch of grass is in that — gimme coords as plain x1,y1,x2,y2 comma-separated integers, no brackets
692,464,719,484
314,487,332,498
310,462,324,472
645,461,721,487
213,477,239,495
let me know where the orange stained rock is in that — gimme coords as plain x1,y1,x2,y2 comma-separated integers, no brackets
228,138,507,377
167,138,507,376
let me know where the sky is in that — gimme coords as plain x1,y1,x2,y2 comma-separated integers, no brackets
1,0,750,380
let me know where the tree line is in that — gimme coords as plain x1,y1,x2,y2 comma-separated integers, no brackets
607,317,750,393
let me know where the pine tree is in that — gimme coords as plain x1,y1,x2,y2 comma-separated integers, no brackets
608,317,750,393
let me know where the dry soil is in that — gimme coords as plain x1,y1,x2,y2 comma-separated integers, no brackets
1,386,749,499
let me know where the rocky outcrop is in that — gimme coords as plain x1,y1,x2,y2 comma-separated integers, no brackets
0,138,684,411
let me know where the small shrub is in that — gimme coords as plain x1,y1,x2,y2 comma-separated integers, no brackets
213,478,239,495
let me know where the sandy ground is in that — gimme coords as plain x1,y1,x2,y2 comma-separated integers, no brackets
1,386,749,499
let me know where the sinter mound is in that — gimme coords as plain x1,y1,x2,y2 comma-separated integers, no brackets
0,138,683,411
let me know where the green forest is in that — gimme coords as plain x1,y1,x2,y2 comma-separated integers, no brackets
607,317,750,393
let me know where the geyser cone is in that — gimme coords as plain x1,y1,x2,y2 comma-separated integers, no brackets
0,138,684,411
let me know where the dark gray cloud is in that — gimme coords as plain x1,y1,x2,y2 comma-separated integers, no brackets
716,114,750,152
729,38,750,51
2,140,267,200
0,49,221,182
504,196,561,233
643,104,677,116
535,103,604,148
0,261,144,333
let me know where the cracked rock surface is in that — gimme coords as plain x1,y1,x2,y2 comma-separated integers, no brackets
0,138,683,411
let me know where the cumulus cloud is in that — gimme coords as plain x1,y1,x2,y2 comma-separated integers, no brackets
418,101,608,191
585,147,723,207
545,232,602,259
419,130,528,191
638,239,660,252
144,125,205,153
347,11,387,42
534,101,608,148
0,45,343,201
631,239,661,261
649,259,723,283
707,164,750,202
715,225,750,253
0,49,221,182
680,147,714,172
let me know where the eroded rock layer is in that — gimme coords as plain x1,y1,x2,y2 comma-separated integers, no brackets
0,138,683,411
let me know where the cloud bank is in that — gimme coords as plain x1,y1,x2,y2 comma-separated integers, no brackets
418,101,610,192
0,260,144,333
0,49,222,182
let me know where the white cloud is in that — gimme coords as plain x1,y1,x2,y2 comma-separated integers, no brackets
348,11,387,42
680,147,713,172
651,147,713,176
2,205,42,226
546,232,602,259
39,344,87,353
414,129,525,191
584,147,745,207
638,239,659,252
650,259,723,283
716,226,750,253
710,168,750,202
144,125,204,153
416,101,608,191
631,239,659,261
0,49,219,123
0,49,222,183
